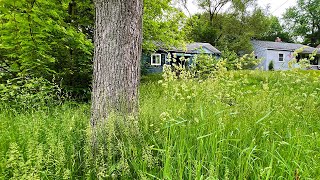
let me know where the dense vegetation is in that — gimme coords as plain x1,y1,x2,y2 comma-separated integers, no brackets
1,70,320,179
0,0,185,100
283,0,320,47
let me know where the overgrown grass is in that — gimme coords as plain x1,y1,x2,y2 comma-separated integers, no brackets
0,103,89,179
1,70,320,179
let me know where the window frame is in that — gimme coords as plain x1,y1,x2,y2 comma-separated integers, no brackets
151,53,161,66
278,53,284,62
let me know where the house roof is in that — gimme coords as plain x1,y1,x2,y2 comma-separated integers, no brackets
252,40,320,54
186,42,221,54
158,42,221,54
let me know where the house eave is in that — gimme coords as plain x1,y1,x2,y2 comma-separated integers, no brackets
266,48,294,52
266,48,320,54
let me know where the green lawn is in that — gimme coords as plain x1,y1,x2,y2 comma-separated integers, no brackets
1,70,320,179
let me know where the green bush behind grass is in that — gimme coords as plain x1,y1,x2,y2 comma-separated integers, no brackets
1,70,320,179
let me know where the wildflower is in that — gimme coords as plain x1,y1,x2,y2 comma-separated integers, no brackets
160,112,169,120
262,83,269,91
236,62,242,70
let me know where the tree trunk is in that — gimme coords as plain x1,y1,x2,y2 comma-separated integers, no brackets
91,0,143,128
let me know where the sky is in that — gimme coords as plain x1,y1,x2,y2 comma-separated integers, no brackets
183,0,297,17
258,0,296,17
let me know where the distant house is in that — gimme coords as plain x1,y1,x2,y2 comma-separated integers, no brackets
252,39,320,70
142,42,221,73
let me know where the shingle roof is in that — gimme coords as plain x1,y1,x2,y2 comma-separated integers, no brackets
252,40,320,54
186,42,221,54
158,42,221,54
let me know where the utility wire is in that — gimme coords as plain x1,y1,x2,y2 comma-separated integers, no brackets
271,0,290,14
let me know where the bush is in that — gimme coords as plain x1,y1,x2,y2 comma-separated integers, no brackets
222,50,261,70
268,60,274,70
0,77,62,109
221,50,239,70
191,54,219,78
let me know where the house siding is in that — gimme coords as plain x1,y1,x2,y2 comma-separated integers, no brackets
253,45,268,70
252,40,320,71
266,50,293,70
253,46,294,70
141,53,167,73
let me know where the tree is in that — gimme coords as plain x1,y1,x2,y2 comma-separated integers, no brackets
218,7,270,53
91,0,143,128
283,0,320,47
196,0,230,22
0,0,93,99
195,0,257,22
183,4,270,53
143,0,186,51
259,16,292,42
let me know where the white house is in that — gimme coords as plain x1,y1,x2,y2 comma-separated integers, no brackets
252,40,320,70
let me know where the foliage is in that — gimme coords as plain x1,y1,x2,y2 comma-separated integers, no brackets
221,51,261,70
0,77,62,109
268,60,274,71
1,70,320,179
195,0,256,20
183,6,270,53
259,16,292,42
288,46,319,70
0,0,188,101
143,0,187,51
183,13,219,46
191,54,219,78
221,49,239,70
0,0,93,100
283,0,320,47
236,52,261,69
162,50,259,80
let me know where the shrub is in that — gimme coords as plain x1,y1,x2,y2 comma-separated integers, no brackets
236,52,261,70
0,76,62,109
289,47,318,70
268,60,274,70
191,54,218,78
221,50,239,70
222,50,261,70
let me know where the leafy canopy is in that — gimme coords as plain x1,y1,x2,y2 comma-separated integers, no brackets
283,0,320,47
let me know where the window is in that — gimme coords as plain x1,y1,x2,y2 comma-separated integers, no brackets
279,53,284,62
151,54,161,66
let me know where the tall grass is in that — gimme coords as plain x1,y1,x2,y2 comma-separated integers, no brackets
1,70,320,179
0,103,89,179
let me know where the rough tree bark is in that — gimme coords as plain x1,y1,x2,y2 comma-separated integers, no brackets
91,0,143,128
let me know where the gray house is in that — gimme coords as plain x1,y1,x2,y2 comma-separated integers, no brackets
252,40,320,70
142,42,221,73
